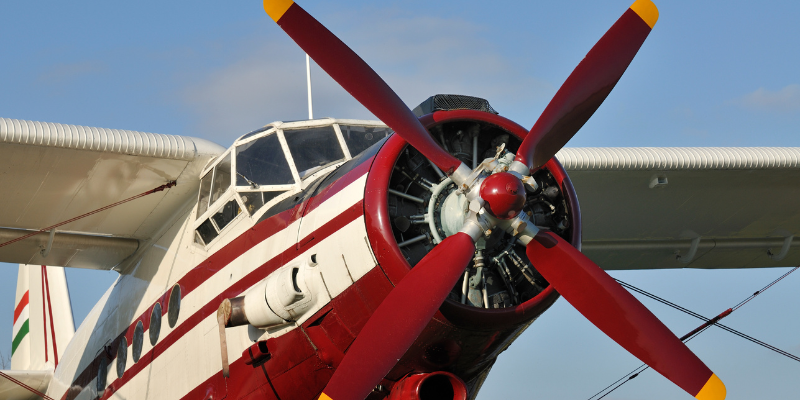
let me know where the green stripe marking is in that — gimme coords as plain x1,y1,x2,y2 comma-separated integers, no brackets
11,320,29,356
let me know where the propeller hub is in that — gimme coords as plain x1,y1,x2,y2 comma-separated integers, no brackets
479,172,526,220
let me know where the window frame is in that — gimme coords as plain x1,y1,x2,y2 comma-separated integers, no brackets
234,128,298,192
193,119,392,246
192,188,246,248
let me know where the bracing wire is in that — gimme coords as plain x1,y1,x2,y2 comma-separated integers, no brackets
587,266,800,400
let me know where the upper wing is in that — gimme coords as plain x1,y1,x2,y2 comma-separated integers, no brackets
0,118,224,270
559,147,800,270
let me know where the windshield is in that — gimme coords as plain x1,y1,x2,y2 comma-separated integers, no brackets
196,171,213,218
284,126,345,179
209,153,232,205
339,125,393,156
236,133,294,186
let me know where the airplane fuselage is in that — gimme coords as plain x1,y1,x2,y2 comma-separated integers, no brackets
47,110,579,400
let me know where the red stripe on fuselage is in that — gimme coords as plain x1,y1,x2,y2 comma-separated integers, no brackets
61,156,375,400
302,156,372,216
13,291,29,323
97,200,365,400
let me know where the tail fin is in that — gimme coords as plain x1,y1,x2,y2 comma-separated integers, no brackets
11,265,75,371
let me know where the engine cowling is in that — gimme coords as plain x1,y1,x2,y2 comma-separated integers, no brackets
364,107,581,330
387,372,468,400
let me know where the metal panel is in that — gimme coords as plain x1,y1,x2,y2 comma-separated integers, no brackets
0,120,223,242
560,148,800,270
0,228,138,270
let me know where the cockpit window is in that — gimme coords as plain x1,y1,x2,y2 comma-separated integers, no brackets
339,125,393,157
239,126,271,141
212,199,241,231
236,133,294,186
197,171,213,218
209,153,232,205
284,126,345,179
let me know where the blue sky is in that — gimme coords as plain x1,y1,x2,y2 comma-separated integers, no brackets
1,0,800,398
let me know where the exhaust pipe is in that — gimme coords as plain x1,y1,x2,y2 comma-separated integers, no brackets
387,372,468,400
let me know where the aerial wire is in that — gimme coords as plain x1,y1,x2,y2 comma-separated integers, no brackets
0,181,176,250
0,371,55,400
587,265,800,400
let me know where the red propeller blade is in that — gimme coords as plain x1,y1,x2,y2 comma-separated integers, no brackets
263,0,463,175
319,232,476,400
515,0,659,170
527,232,726,400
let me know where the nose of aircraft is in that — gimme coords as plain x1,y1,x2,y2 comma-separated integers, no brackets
479,172,526,220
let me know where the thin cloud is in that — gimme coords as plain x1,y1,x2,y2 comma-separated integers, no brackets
180,9,549,142
38,61,106,85
734,84,800,113
332,11,550,111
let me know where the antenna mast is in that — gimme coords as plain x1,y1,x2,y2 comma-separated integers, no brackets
306,54,314,119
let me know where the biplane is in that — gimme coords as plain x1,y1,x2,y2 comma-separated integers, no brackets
2,1,800,399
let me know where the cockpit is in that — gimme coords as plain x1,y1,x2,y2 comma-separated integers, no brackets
193,118,392,247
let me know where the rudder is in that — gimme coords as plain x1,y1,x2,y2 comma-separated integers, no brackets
11,265,75,371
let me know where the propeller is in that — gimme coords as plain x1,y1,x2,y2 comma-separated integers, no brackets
262,0,726,399
319,232,476,400
263,0,469,181
512,0,659,172
527,231,726,399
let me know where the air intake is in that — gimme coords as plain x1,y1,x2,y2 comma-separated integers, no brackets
412,94,498,117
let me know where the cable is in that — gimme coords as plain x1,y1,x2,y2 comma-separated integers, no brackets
731,266,799,311
0,181,176,249
591,325,713,400
588,266,800,400
0,370,55,400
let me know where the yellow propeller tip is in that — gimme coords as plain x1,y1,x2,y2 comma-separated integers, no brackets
630,0,659,29
318,393,333,400
264,0,294,22
695,374,726,400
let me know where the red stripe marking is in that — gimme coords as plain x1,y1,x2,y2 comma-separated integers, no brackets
303,155,372,216
95,200,365,400
122,162,373,347
61,159,373,399
13,291,29,323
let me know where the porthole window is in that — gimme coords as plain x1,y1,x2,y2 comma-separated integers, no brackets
116,337,127,379
168,285,181,328
97,356,108,393
150,303,162,346
132,321,144,363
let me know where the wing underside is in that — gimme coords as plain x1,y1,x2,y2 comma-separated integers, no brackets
0,118,224,270
0,370,51,400
560,147,800,270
